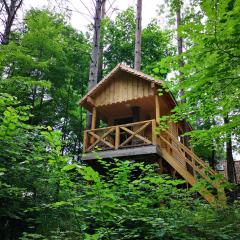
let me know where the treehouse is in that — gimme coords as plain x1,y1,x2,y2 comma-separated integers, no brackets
79,64,225,204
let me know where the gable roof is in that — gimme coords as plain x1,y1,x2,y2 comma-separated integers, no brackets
79,64,166,106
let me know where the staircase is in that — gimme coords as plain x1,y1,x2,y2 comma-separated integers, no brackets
158,129,226,204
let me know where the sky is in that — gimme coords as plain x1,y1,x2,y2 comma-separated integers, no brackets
22,0,164,31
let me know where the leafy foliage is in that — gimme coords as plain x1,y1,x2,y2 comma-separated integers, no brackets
102,7,173,76
0,10,90,156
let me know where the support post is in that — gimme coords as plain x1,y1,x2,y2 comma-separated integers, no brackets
91,107,97,130
83,131,88,153
157,158,163,174
90,107,97,144
115,126,120,149
152,120,156,145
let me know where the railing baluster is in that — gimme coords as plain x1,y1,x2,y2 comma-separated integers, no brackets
115,126,120,150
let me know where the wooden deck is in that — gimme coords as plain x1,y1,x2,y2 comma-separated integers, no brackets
82,145,161,161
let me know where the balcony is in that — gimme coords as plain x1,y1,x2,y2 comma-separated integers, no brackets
82,119,160,160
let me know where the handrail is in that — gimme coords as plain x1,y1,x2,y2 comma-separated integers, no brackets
162,129,216,175
159,129,221,189
85,120,154,133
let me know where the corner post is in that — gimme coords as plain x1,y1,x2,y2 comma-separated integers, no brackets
115,126,120,149
90,107,97,145
91,107,97,130
152,120,156,145
83,130,88,153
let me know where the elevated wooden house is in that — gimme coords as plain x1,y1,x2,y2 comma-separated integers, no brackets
79,64,225,204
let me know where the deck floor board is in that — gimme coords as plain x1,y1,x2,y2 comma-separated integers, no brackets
82,145,161,160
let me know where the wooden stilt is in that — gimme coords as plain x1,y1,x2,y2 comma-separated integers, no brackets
90,107,97,144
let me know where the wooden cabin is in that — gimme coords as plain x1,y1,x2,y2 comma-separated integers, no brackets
79,64,225,204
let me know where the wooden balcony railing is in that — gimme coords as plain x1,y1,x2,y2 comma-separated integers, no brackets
83,119,156,153
159,129,226,203
159,129,226,193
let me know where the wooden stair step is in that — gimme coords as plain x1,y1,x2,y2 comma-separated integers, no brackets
160,148,216,204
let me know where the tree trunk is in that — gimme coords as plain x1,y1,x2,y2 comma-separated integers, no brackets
1,0,23,45
86,0,104,129
224,116,237,184
176,4,185,102
97,0,106,82
176,3,190,148
134,0,142,71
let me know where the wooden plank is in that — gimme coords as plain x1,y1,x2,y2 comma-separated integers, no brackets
118,119,152,128
85,120,153,132
115,126,120,149
82,145,159,160
157,158,163,174
143,81,149,97
91,107,97,130
152,120,157,145
124,78,128,101
119,78,123,102
83,130,88,153
87,96,96,107
133,77,138,99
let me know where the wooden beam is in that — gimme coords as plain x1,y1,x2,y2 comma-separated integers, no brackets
152,119,156,145
87,96,96,107
115,126,120,149
82,145,160,160
157,158,163,174
91,107,97,130
83,131,88,153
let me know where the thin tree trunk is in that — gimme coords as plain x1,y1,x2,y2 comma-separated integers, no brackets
176,3,190,149
224,116,237,184
86,0,104,129
1,0,23,45
176,4,184,102
97,0,106,82
134,0,142,71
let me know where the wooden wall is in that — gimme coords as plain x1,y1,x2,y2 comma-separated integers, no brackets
93,72,153,106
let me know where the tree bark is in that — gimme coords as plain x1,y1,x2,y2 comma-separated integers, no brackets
1,0,23,45
176,3,185,102
134,0,142,71
86,0,104,129
97,0,106,82
224,116,237,184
